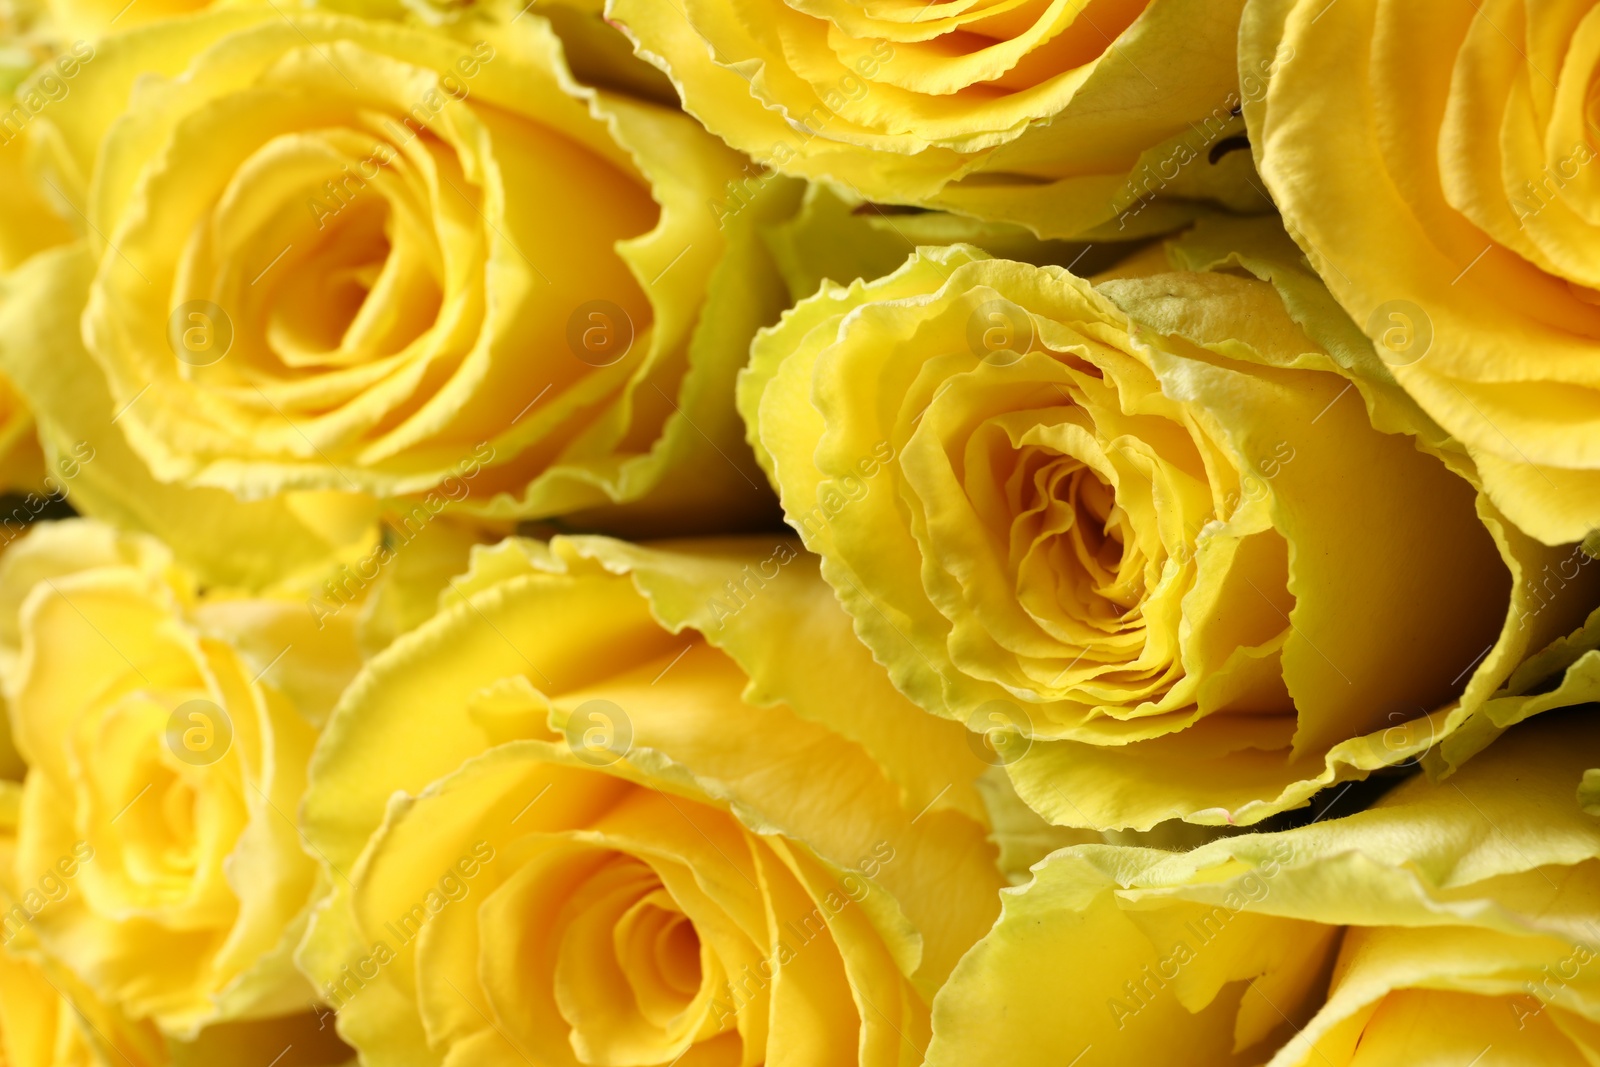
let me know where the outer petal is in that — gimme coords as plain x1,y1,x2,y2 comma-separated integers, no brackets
608,0,1270,238
928,713,1600,1066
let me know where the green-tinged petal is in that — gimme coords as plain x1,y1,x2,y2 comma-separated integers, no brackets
757,182,1132,308
929,713,1600,1066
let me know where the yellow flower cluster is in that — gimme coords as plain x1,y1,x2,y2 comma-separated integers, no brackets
0,0,1592,1064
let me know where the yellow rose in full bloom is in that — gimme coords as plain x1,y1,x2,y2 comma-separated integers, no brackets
605,0,1272,237
1241,0,1600,546
740,232,1600,829
1,7,789,548
0,519,362,1039
0,9,391,582
1,30,384,584
299,535,1004,1066
926,712,1600,1065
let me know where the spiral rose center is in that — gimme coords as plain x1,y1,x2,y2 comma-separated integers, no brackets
528,843,732,1065
165,112,463,392
983,408,1153,639
116,757,198,883
615,892,703,1023
270,196,405,359
76,693,245,916
1044,458,1139,612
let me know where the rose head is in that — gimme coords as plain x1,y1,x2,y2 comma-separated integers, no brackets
1244,0,1600,546
607,0,1267,237
0,780,166,1067
1,11,783,563
741,243,1600,828
299,535,1004,1066
0,519,361,1035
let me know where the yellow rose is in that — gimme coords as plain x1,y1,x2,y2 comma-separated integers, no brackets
927,712,1600,1065
0,780,168,1067
0,519,362,1037
0,525,355,1066
740,234,1600,829
2,8,789,544
1242,0,1600,546
0,223,383,591
605,0,1271,237
299,534,1004,1065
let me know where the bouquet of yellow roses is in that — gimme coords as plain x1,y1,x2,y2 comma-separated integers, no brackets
0,0,1597,1063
